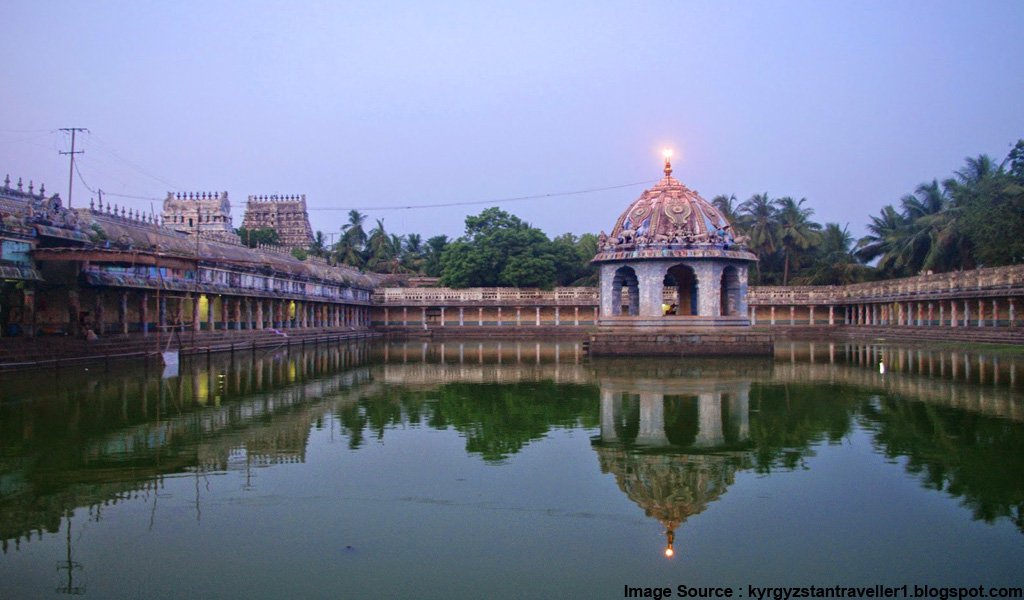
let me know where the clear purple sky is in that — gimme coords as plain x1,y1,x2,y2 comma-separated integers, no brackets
3,1,1022,242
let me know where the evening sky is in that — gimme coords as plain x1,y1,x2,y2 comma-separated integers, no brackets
2,1,1022,241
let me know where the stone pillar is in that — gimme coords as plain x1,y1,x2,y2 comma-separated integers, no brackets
119,291,129,335
694,393,724,448
257,300,264,330
636,392,669,447
828,305,834,326
963,300,970,327
459,307,464,326
1010,299,1016,327
555,307,560,326
440,307,445,327
951,301,958,327
535,307,541,326
574,306,579,326
928,303,934,327
207,295,215,331
600,389,620,443
751,306,757,325
384,307,390,327
245,298,253,330
729,386,750,441
992,299,998,327
92,295,104,335
158,295,167,333
478,307,483,326
809,306,815,326
697,262,719,317
421,307,427,327
789,305,795,325
192,294,200,332
233,298,242,330
403,307,408,326
977,300,984,327
68,289,81,337
497,307,502,326
769,306,775,325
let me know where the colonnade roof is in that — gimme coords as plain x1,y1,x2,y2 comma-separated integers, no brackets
49,209,380,289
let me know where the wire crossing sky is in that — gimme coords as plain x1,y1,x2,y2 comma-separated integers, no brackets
2,1,1022,240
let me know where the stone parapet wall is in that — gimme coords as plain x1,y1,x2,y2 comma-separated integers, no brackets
374,286,598,305
750,264,1024,305
373,265,1024,309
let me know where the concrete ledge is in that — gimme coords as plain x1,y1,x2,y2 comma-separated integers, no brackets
587,329,774,357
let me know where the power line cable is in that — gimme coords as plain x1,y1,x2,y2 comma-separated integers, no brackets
304,179,658,212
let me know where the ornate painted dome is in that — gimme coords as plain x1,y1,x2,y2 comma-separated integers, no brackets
593,157,756,263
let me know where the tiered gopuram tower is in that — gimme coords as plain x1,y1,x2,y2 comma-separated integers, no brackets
241,194,314,250
161,191,237,241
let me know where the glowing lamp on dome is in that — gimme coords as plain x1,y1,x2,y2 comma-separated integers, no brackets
662,148,674,159
664,547,675,558
662,148,674,176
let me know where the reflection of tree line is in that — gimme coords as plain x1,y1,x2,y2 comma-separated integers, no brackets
0,343,373,551
333,381,600,460
861,399,1024,533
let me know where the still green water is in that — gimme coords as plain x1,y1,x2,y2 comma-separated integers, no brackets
1,340,1022,599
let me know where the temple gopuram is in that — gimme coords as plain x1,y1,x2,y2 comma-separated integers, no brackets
161,190,237,242
241,194,315,250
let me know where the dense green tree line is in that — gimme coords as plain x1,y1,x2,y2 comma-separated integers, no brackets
283,139,1024,287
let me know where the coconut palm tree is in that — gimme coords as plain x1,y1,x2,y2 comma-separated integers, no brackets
856,205,911,277
335,210,368,268
738,193,779,282
402,233,425,274
775,197,821,285
365,219,395,272
308,231,328,258
711,194,741,226
796,223,867,285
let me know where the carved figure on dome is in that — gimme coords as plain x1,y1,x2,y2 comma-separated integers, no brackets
64,209,79,229
618,228,636,245
598,231,608,247
663,200,692,226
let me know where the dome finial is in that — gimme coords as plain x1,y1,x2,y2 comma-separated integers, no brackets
662,148,674,176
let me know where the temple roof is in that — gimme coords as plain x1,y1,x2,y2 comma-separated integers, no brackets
592,157,756,263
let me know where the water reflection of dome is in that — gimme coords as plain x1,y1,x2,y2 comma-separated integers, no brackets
593,366,756,558
596,446,749,557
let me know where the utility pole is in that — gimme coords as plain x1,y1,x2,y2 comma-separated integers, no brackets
59,127,88,208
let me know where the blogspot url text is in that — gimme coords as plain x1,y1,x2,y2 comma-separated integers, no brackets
623,584,1024,600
